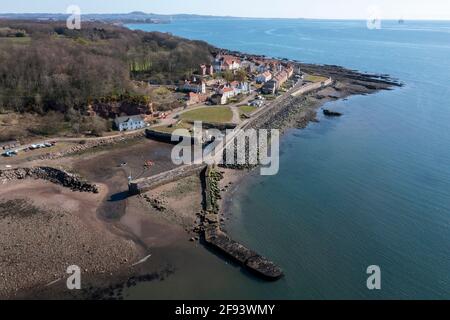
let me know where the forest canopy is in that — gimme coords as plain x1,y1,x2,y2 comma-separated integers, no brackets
0,20,214,115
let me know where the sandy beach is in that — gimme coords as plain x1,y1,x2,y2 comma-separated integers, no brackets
0,180,139,299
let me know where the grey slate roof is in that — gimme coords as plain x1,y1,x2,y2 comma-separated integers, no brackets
114,115,144,124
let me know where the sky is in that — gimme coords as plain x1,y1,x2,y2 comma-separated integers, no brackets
1,0,450,20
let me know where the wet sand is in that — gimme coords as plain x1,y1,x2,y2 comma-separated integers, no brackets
0,138,196,299
0,180,139,299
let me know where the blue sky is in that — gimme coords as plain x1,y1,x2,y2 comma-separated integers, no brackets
2,0,450,20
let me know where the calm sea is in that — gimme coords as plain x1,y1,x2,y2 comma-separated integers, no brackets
126,19,450,299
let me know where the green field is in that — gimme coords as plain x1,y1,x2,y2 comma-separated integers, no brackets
180,107,233,123
238,105,257,115
304,74,328,83
152,121,193,134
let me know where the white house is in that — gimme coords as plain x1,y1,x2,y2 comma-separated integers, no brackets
222,56,241,71
114,115,146,132
220,87,237,100
256,71,272,84
181,80,206,94
230,81,251,94
211,93,228,105
213,55,241,72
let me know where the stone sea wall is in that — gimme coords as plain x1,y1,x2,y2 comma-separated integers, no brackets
128,164,206,195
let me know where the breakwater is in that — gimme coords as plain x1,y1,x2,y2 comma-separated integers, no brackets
128,164,206,195
202,166,283,280
291,78,333,97
145,129,197,144
127,164,283,280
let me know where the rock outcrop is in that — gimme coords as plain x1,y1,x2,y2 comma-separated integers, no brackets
323,109,342,117
92,101,153,119
0,167,98,193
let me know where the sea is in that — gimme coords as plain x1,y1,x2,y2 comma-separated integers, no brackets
125,19,450,299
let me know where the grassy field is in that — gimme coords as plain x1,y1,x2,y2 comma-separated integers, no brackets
238,105,257,115
304,74,329,83
152,121,193,134
180,107,233,123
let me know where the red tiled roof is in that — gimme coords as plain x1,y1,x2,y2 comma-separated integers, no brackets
222,55,241,66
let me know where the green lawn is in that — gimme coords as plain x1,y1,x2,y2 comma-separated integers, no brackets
180,107,233,123
238,105,257,115
304,74,328,83
152,121,193,134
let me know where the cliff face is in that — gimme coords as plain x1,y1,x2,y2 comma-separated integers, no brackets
91,101,154,118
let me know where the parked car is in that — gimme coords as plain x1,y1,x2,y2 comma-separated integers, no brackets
2,150,16,157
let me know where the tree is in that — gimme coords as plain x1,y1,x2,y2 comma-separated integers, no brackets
235,69,247,82
223,70,234,82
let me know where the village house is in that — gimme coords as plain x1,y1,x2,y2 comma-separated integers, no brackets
213,55,241,72
256,63,267,74
240,60,257,73
210,93,228,105
256,71,272,84
181,79,206,94
274,70,288,86
114,115,146,132
268,60,283,73
230,81,251,94
286,65,294,78
199,64,214,76
186,92,208,106
262,80,278,95
211,84,240,105
220,86,237,100
222,55,241,71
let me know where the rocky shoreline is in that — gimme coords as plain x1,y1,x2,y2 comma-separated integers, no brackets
0,167,99,193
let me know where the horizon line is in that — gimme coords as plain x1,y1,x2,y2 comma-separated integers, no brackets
1,12,450,21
